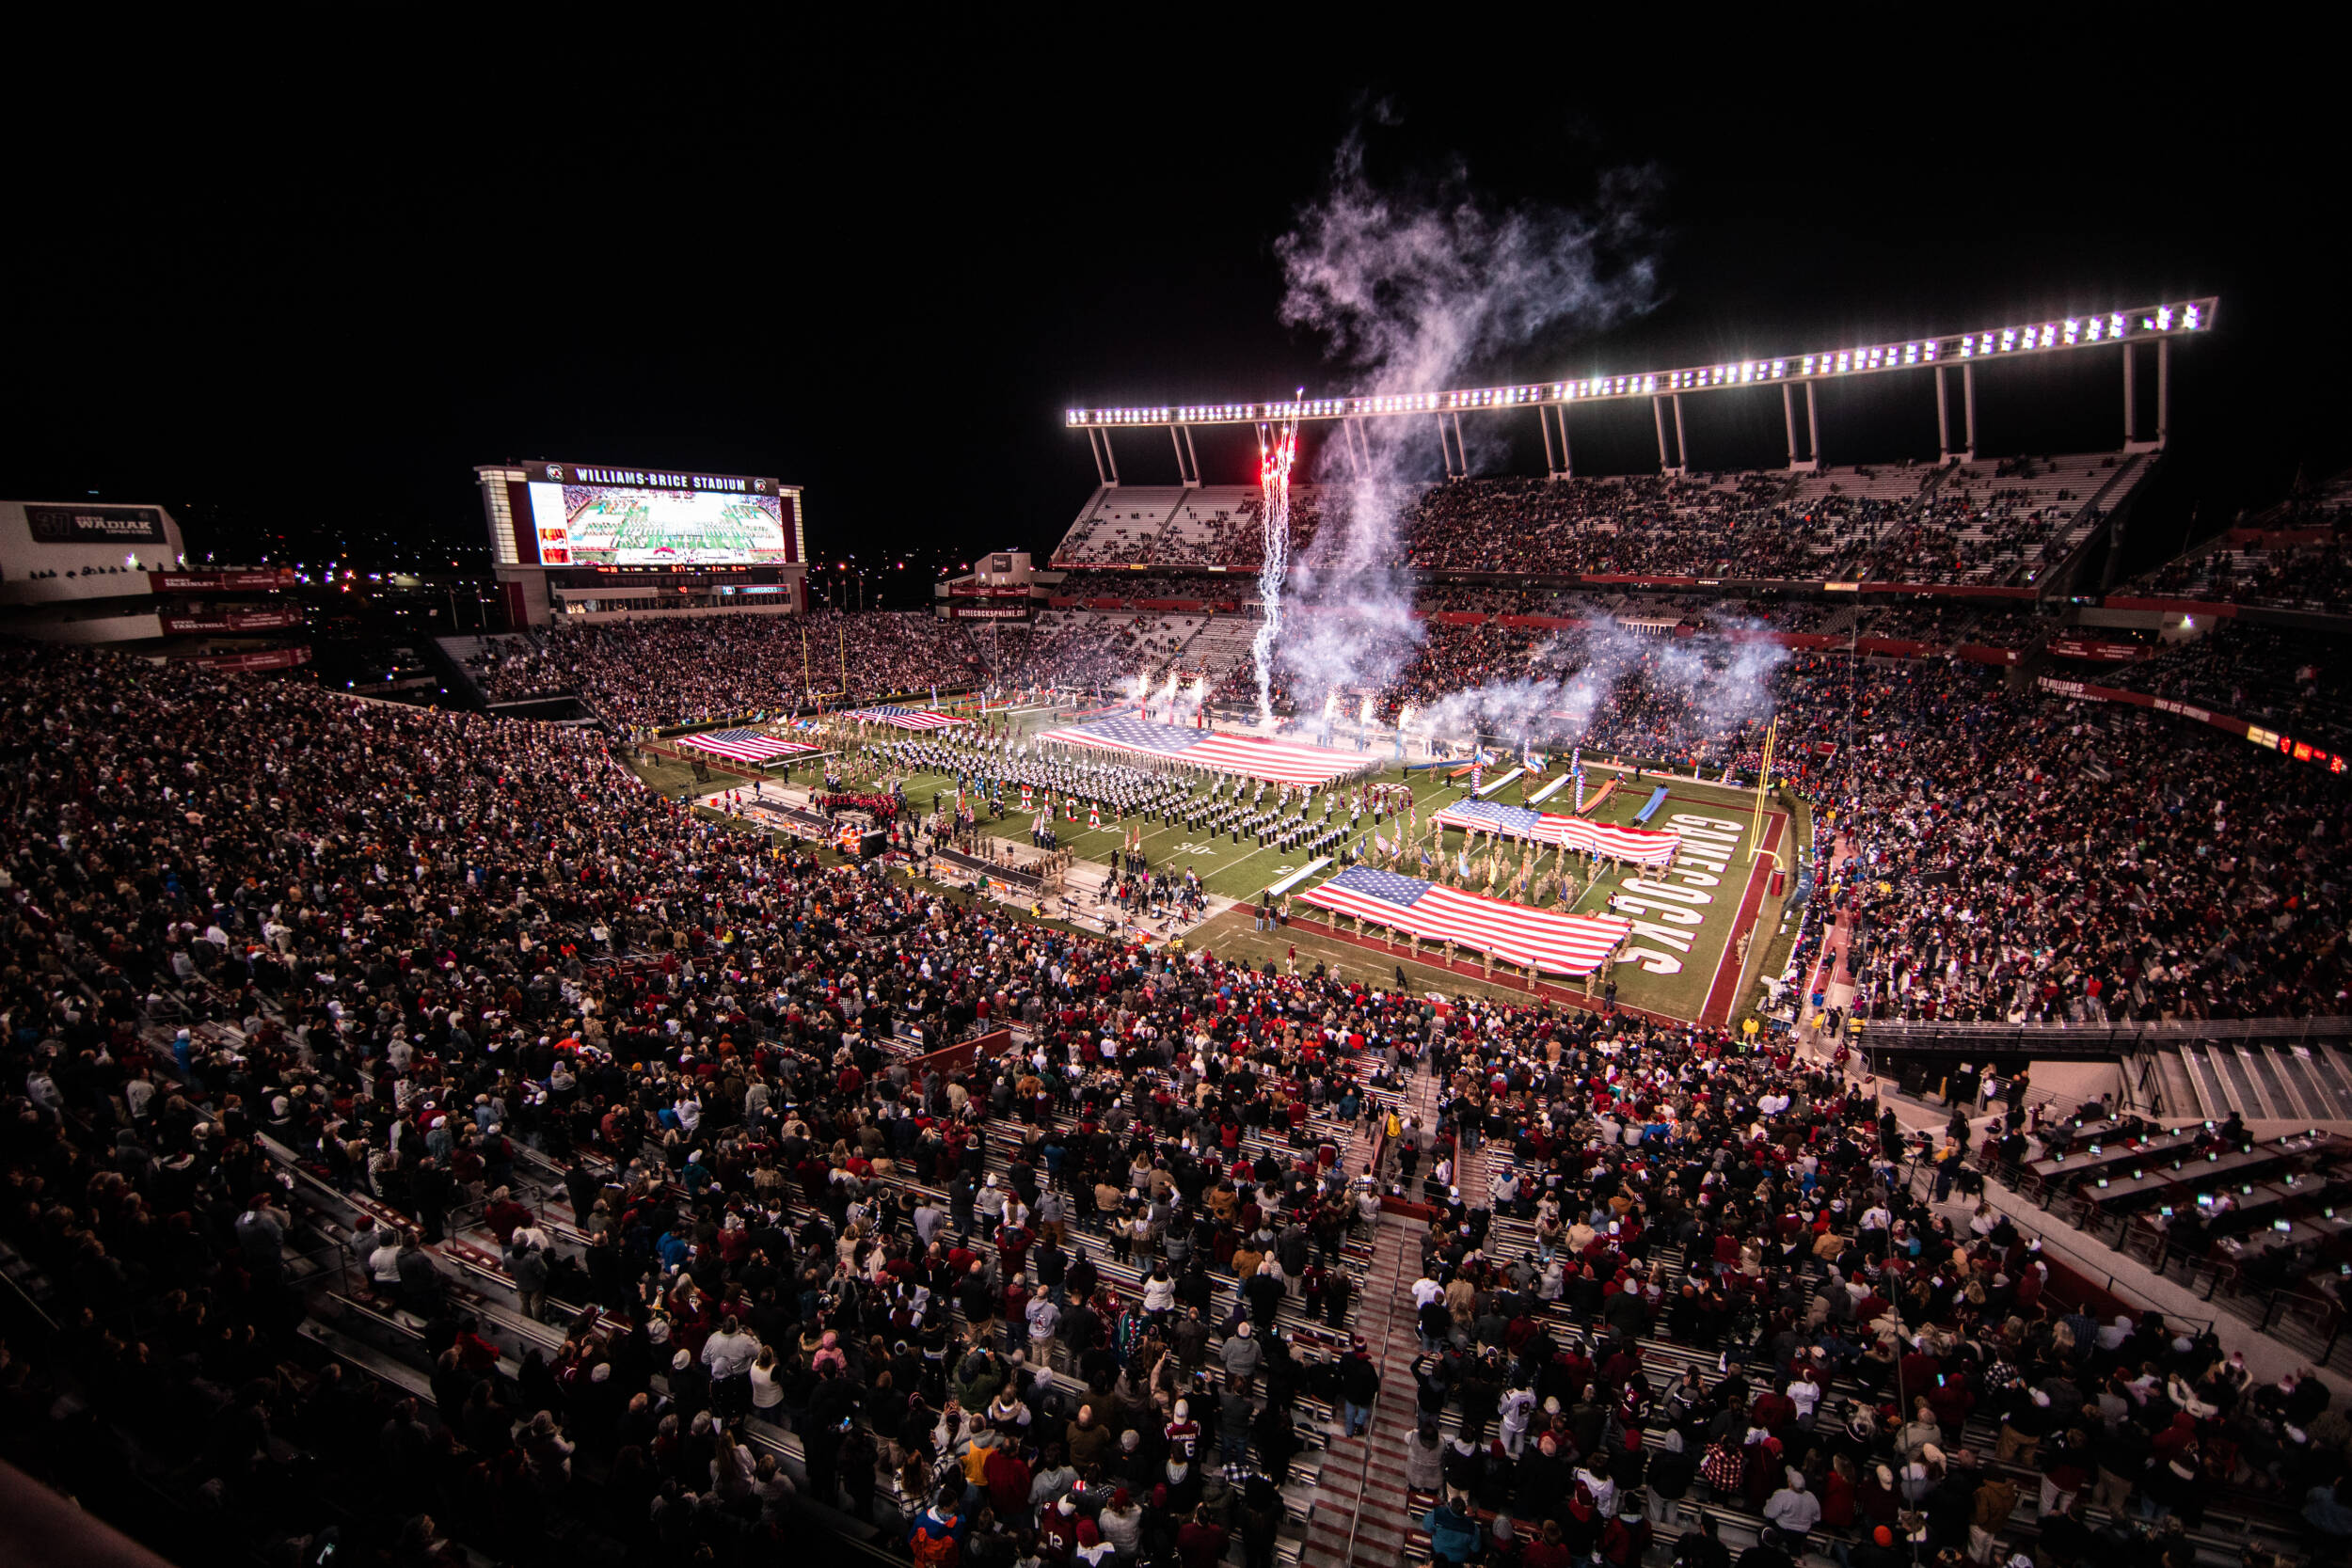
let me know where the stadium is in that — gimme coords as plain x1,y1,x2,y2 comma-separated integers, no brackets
6,55,2352,1568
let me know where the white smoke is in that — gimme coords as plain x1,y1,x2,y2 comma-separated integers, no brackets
1405,620,1791,765
1260,129,1661,734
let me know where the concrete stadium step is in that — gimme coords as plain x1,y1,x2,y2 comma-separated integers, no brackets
2309,1045,2352,1120
2153,1048,2205,1121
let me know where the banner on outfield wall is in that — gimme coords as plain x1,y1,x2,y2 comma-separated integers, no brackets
25,504,169,543
171,646,312,673
2037,674,2346,772
160,608,304,634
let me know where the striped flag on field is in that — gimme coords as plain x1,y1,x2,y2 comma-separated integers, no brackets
679,729,819,764
1303,866,1631,976
1036,713,1361,785
1435,800,1681,868
838,705,968,731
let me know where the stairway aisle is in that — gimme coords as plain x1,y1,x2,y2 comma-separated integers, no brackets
1304,1053,1445,1568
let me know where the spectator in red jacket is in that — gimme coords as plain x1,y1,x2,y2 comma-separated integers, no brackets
1176,1506,1232,1568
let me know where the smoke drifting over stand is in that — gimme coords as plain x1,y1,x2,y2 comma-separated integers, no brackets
1262,130,1664,741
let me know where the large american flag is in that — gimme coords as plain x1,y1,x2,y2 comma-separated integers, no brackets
1036,714,1362,785
1302,866,1631,975
1434,799,1682,868
678,729,820,764
838,705,969,731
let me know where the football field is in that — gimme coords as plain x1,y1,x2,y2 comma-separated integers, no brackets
888,747,1786,1022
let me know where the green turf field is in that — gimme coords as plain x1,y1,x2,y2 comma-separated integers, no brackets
867,736,1787,1023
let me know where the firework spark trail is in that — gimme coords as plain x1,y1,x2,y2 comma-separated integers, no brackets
1249,408,1298,728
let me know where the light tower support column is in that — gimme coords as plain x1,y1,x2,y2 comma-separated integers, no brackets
2123,341,2137,444
1963,363,1977,460
2157,336,2171,448
1653,396,1671,473
1671,393,1690,475
1539,404,1558,478
1088,429,1109,486
1805,381,1821,468
1184,426,1202,484
1935,365,1951,463
1783,383,1799,467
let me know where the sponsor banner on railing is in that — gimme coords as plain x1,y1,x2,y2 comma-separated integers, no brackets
2099,595,2240,617
2037,674,2346,771
151,568,297,593
1859,581,2041,599
2046,637,2148,662
172,646,311,672
160,608,304,634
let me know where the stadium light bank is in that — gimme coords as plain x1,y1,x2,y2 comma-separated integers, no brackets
1068,296,2215,483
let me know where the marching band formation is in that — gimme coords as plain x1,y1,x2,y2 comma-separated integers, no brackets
806,723,1627,911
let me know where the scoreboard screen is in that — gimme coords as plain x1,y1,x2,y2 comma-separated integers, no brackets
527,482,792,566
485,461,802,567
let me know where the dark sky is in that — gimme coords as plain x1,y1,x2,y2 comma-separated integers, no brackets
2,25,2335,576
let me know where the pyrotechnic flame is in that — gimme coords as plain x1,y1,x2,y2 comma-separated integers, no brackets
1250,400,1300,729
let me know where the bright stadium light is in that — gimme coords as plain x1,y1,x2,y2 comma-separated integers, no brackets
1063,296,2218,427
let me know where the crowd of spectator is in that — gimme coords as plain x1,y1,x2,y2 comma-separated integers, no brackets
1048,575,1235,606
2125,626,2352,748
1042,458,2134,588
1400,1009,2343,1568
1801,664,2352,1022
0,634,1406,1567
2139,471,2352,610
988,614,1200,694
468,632,573,703
1948,610,2048,651
521,613,984,730
2140,541,2352,611
7,602,2352,1568
1050,490,1326,571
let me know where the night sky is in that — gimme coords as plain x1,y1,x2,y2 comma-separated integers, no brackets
2,29,2334,579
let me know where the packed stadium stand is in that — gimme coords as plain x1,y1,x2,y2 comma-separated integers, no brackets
2122,622,2350,747
1056,486,1331,570
12,626,2352,1568
1053,454,2150,588
1154,487,1263,567
2135,469,2352,610
1052,486,1189,566
499,611,984,730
